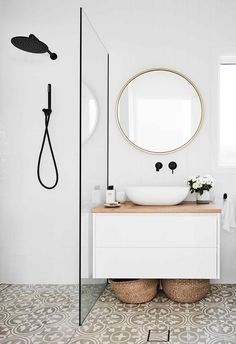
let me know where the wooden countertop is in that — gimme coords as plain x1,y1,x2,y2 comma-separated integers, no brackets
91,201,222,214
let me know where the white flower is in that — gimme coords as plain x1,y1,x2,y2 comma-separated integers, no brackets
191,175,214,187
197,177,203,184
187,174,214,193
188,176,197,182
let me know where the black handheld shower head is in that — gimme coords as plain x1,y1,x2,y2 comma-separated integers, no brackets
11,34,57,60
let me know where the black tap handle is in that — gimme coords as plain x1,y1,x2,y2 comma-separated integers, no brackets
168,161,177,174
155,162,163,172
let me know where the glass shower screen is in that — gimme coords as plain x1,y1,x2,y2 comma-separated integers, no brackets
79,8,109,325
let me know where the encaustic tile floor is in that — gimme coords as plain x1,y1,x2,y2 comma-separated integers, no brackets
0,284,236,344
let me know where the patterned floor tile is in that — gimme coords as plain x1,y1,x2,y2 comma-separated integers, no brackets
0,317,44,342
69,335,100,344
30,324,75,344
72,324,147,343
81,284,105,322
0,336,32,343
170,325,211,343
0,285,9,292
224,339,236,344
206,319,236,338
74,284,236,344
1,284,236,344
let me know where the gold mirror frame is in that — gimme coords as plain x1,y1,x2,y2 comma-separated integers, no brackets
116,68,204,154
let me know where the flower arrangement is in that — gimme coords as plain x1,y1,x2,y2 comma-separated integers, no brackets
187,175,214,195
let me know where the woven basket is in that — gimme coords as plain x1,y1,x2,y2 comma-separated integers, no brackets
111,279,159,304
162,279,209,303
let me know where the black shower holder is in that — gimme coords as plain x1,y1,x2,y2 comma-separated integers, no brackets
37,84,59,189
42,108,52,116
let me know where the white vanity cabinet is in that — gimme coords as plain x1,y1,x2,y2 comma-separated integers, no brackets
92,203,221,279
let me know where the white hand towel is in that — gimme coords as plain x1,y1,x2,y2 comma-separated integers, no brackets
222,197,236,232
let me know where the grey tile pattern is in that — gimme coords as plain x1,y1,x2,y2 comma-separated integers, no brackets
81,284,105,322
1,284,236,343
74,284,236,344
0,285,9,292
0,284,81,343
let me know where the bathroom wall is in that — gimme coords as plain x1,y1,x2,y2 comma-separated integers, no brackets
82,0,236,283
2,0,236,284
0,0,80,283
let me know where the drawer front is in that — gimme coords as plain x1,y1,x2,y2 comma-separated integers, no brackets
94,248,218,279
95,214,217,248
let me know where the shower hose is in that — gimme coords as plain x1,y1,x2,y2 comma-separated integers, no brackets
37,106,59,189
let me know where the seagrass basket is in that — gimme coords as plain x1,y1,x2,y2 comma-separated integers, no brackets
162,279,209,303
111,279,159,304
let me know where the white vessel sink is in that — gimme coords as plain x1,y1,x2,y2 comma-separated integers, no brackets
126,186,189,206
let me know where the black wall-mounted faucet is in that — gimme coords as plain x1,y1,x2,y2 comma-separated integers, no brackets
155,162,163,172
168,161,177,174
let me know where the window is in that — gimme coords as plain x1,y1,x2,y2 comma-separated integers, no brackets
219,60,236,167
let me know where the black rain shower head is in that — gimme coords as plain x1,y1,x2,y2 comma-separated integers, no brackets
11,34,57,60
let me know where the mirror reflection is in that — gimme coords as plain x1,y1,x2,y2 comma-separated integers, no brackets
82,82,98,144
117,69,203,153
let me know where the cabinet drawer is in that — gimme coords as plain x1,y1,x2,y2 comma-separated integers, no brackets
94,248,218,279
94,214,217,248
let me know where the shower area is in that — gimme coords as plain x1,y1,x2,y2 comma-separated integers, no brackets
0,0,109,333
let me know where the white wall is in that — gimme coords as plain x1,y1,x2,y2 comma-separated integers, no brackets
2,0,236,284
0,0,80,283
83,0,236,283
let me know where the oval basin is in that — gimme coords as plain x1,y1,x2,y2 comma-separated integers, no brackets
126,186,189,206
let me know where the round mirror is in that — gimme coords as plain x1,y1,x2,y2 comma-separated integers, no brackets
116,68,203,153
82,82,98,144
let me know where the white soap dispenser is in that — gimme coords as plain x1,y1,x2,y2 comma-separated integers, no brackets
106,185,116,204
92,185,101,204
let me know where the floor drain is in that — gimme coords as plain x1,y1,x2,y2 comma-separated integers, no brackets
147,329,170,342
